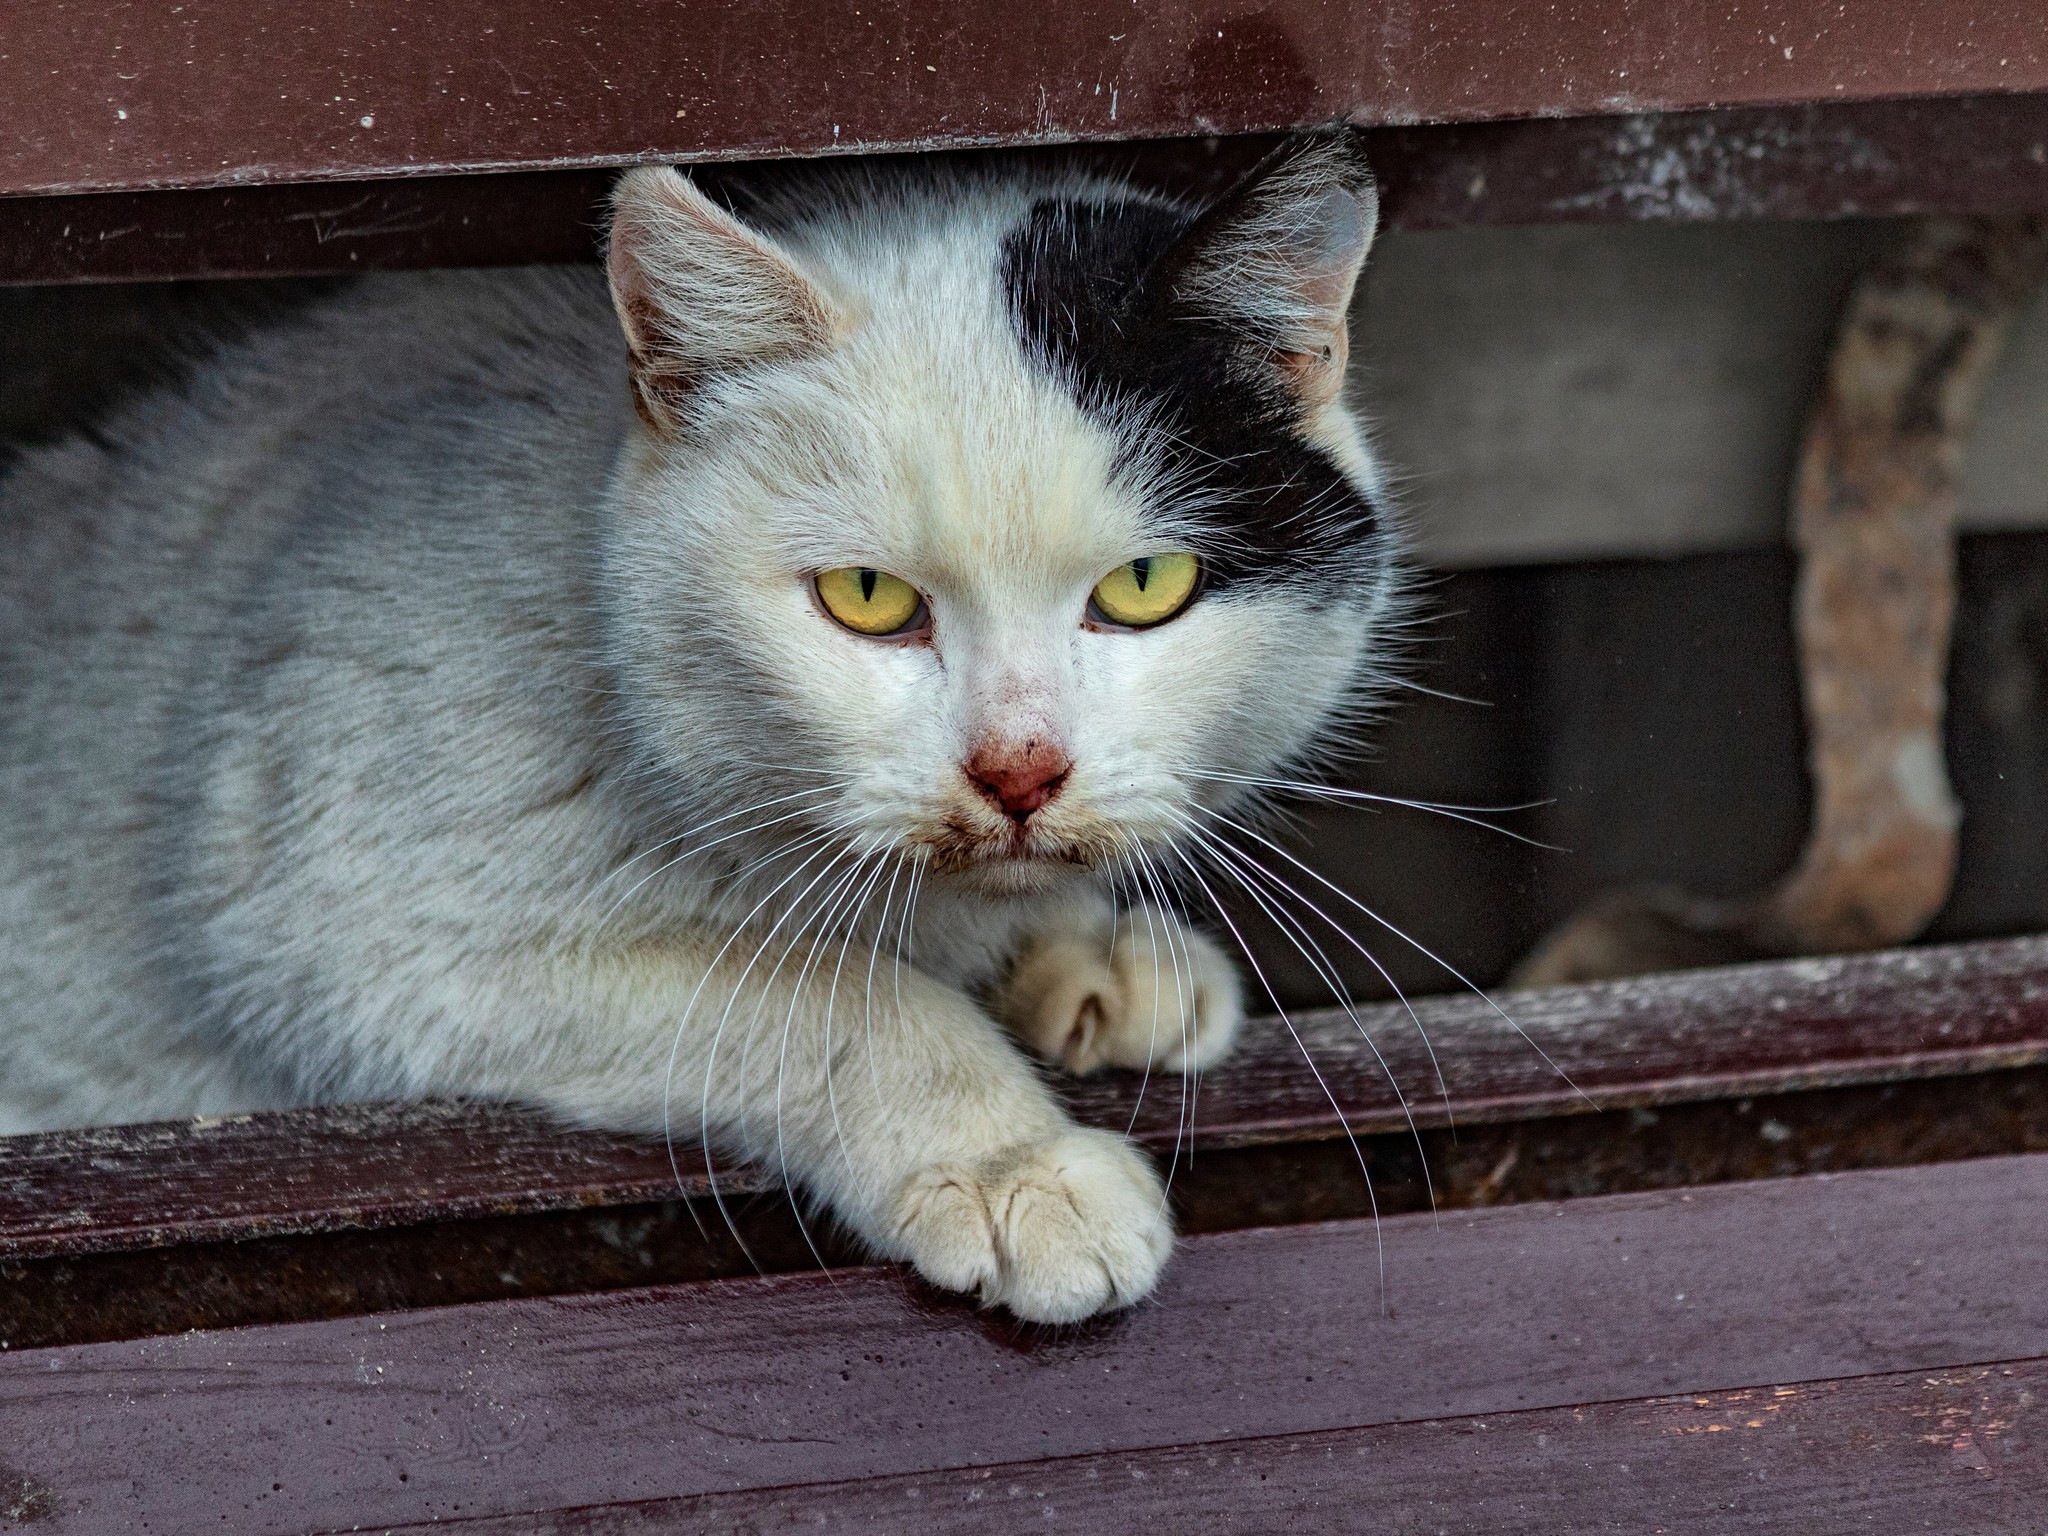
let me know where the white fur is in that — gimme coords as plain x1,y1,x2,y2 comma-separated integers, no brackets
0,160,1394,1319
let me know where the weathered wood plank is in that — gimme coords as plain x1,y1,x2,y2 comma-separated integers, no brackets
0,1101,768,1262
7,94,2048,286
4,935,2044,1261
6,0,2042,201
1095,931,2048,1149
385,1361,2048,1533
2,1155,2043,1532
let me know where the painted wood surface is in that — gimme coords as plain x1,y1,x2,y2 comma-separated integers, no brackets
5,934,2046,1261
1,1154,2044,1530
6,0,2043,200
7,94,2048,286
389,1361,2048,1533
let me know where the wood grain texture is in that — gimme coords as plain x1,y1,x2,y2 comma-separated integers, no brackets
5,0,2044,200
2,1154,2044,1531
385,1361,2048,1533
5,934,2046,1261
0,1100,771,1262
1082,932,2048,1148
8,94,2048,286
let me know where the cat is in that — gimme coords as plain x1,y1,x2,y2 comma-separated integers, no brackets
0,133,1401,1321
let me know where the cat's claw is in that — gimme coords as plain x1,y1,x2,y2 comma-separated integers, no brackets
890,1128,1172,1323
1001,906,1244,1076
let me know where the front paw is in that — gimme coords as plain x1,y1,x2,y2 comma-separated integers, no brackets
889,1128,1172,1323
999,905,1244,1076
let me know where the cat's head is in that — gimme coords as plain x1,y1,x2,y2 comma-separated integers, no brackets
600,136,1403,901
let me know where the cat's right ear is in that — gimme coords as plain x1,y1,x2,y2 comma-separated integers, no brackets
607,167,845,438
1150,131,1378,410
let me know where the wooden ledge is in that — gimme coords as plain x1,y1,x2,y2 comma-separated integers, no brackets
4,1154,2044,1530
6,94,2048,286
7,1,2044,202
469,1363,2048,1533
4,934,2044,1262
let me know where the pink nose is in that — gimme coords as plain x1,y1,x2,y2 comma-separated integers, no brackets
965,739,1072,825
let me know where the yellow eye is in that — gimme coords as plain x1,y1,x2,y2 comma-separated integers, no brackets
1089,553,1201,629
815,566,926,636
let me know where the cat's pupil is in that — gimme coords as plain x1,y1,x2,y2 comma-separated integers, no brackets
859,568,878,602
1131,557,1151,591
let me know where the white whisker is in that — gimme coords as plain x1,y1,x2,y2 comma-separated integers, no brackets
862,856,906,1105
1156,838,1388,1306
1200,807,1595,1111
1180,810,1454,1128
659,815,869,1273
1184,768,1561,850
1176,816,1438,1218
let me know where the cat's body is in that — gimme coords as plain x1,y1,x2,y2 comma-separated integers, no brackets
0,143,1399,1319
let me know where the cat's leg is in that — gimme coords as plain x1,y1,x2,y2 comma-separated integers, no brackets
995,894,1244,1077
471,934,1172,1323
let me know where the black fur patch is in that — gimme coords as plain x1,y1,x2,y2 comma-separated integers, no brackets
999,196,1382,596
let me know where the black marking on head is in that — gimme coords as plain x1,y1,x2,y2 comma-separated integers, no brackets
999,195,1382,596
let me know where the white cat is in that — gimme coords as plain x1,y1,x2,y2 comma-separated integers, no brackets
0,136,1401,1320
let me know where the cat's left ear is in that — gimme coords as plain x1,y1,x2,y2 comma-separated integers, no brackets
1157,131,1378,409
607,167,846,437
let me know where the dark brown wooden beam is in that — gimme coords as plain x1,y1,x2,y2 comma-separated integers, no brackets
4,934,2045,1263
388,1361,2048,1533
4,94,2048,286
7,1,2046,201
3,1154,2043,1530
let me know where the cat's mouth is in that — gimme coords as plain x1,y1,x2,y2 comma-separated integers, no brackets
918,812,1106,892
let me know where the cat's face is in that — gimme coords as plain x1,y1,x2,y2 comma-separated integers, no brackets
603,141,1400,902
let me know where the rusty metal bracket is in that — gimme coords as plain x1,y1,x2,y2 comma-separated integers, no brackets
1514,217,2048,987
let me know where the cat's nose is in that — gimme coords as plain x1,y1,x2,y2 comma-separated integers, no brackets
964,738,1072,825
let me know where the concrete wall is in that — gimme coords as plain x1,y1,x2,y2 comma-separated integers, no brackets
1356,221,2048,568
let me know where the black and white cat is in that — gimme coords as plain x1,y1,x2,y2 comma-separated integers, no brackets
0,135,1402,1319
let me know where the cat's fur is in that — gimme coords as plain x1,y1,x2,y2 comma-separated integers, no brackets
0,137,1400,1319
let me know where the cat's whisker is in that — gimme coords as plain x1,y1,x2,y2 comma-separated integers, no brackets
821,846,899,1188
757,844,877,1137
709,805,884,891
1150,847,1210,1146
665,818,872,1274
1384,675,1495,707
1128,846,1176,1142
718,761,858,780
779,842,893,1196
1104,836,1169,1148
1182,768,1561,850
887,854,919,1067
1127,840,1197,1187
1159,850,1204,1165
1199,807,1595,1112
737,834,884,1135
1188,767,1549,817
1176,805,1456,1127
570,783,844,932
582,802,846,951
679,831,872,1236
768,841,891,1276
861,856,906,1106
898,847,929,979
1156,836,1388,1306
1174,815,1440,1218
714,835,878,1278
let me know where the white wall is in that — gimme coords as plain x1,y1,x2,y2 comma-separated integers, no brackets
1355,222,2048,568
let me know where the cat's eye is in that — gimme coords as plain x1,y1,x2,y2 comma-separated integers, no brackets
1088,553,1201,630
814,566,927,637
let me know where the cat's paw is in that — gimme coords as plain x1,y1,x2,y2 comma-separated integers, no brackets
889,1128,1172,1323
999,905,1243,1076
